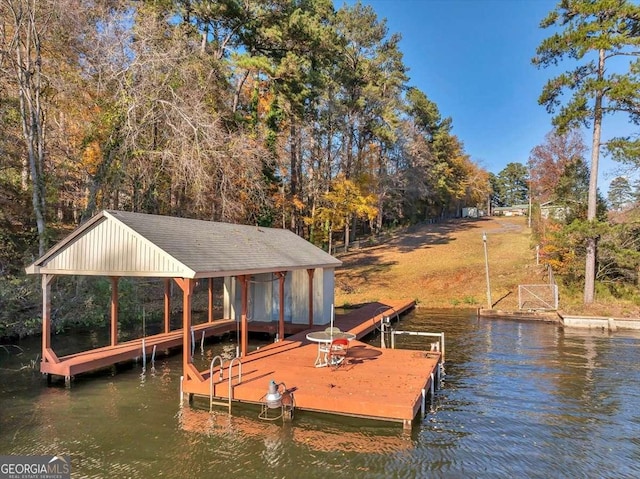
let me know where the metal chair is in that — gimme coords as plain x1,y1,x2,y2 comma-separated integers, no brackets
327,338,349,369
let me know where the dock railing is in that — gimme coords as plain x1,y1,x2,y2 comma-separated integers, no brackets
389,330,445,365
388,329,445,412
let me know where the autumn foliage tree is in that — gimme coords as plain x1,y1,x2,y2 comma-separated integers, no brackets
310,175,378,254
530,128,636,300
528,129,588,205
0,0,491,251
0,0,497,337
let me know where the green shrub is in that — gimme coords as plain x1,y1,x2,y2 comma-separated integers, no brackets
462,295,478,305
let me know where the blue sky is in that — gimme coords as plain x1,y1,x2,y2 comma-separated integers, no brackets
352,0,635,191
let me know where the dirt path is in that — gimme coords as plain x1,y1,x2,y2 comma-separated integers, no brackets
334,216,540,310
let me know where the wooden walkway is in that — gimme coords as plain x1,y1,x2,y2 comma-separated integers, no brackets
184,299,443,429
42,320,236,383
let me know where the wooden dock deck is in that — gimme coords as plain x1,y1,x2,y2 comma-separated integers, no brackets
42,320,236,382
183,299,443,429
43,318,313,384
326,300,416,339
40,300,412,384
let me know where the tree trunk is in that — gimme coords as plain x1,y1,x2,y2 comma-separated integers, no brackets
10,0,48,255
232,70,250,113
344,216,350,253
376,195,383,233
583,49,604,305
289,122,298,232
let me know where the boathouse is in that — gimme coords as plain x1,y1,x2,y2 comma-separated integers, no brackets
25,210,342,383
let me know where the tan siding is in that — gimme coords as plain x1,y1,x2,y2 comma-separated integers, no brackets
41,217,187,276
291,269,308,324
118,225,126,271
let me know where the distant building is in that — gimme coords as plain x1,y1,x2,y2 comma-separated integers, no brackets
461,207,487,218
462,207,478,218
492,204,529,216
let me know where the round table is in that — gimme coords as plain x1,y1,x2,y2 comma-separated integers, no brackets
306,331,356,367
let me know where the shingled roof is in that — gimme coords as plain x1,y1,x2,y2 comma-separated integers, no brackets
26,210,342,278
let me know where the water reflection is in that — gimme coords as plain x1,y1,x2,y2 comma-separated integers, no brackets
179,407,412,455
1,310,639,478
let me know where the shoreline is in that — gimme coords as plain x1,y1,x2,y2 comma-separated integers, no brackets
477,307,640,331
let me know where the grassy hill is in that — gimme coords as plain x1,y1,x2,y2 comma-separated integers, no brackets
335,216,535,309
334,216,640,317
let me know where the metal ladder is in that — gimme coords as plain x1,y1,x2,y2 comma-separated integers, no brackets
209,355,243,414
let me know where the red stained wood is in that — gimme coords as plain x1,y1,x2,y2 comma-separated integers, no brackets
41,320,235,378
41,298,440,428
184,300,442,428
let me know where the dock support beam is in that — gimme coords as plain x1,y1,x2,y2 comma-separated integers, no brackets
307,269,315,327
41,274,54,370
176,278,195,384
208,278,214,323
403,419,412,431
277,272,286,341
183,279,193,373
164,279,171,333
110,276,119,346
239,275,249,357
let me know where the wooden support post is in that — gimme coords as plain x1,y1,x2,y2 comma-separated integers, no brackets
307,269,315,327
176,278,195,377
239,275,249,357
208,278,214,323
41,274,54,366
277,272,286,341
110,276,119,346
164,278,171,333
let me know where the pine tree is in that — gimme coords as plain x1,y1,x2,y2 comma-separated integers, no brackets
608,176,634,210
533,0,640,304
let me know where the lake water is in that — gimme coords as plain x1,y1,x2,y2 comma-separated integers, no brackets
1,309,639,478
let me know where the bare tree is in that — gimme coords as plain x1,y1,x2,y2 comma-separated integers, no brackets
0,0,51,254
88,4,271,222
528,129,588,204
